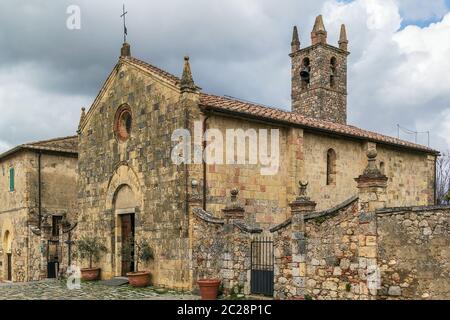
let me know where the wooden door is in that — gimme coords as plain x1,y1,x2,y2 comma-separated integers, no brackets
120,214,135,276
7,253,12,281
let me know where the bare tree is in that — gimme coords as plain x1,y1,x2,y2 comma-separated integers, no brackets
436,151,450,204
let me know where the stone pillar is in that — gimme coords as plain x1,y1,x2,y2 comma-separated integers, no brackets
221,189,246,295
355,149,388,212
289,181,316,297
222,188,245,223
354,149,388,299
187,179,203,291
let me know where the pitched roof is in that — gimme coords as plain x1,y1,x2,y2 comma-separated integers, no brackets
86,55,438,155
199,93,438,154
125,56,181,85
0,136,78,160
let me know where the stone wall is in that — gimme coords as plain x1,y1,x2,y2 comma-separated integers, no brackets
291,44,348,124
200,115,436,228
376,206,450,299
203,116,301,228
270,199,450,300
0,152,37,282
0,150,78,282
303,132,436,211
40,154,78,216
272,197,374,300
76,59,190,289
0,151,34,212
190,208,260,295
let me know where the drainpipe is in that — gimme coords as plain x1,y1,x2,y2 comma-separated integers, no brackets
434,155,438,205
38,151,42,229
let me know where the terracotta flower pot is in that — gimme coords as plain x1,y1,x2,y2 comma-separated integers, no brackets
127,271,151,287
197,279,221,300
80,268,101,281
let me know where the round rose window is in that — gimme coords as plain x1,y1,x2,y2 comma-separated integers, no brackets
115,105,132,142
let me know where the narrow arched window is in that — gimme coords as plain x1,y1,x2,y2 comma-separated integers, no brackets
330,57,337,88
326,149,336,185
9,167,14,192
301,57,311,89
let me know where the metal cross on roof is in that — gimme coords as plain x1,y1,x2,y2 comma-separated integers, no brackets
120,4,128,43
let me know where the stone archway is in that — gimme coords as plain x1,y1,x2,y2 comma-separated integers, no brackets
3,230,12,281
105,164,143,277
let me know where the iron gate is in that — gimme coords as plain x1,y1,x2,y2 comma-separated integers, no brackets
250,236,274,296
47,240,60,279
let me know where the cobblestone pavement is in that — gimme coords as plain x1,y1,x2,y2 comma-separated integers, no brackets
0,280,199,300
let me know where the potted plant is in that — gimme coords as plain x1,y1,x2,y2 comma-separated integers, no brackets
197,275,221,300
123,238,154,287
76,236,107,281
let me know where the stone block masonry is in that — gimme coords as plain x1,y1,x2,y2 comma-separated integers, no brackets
192,150,449,299
376,206,450,299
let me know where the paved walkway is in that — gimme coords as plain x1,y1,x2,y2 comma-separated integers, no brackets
0,280,199,300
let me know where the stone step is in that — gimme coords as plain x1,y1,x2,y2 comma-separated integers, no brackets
99,277,129,287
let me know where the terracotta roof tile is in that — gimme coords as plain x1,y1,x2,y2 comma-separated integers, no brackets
85,56,437,155
0,136,78,160
199,93,437,154
26,136,78,153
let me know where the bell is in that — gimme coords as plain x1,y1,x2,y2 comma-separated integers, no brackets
300,67,310,81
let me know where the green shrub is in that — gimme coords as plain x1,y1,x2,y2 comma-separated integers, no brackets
76,236,107,268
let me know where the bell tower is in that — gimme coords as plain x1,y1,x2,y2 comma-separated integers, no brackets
290,15,350,124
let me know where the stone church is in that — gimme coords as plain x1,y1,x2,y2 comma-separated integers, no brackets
1,16,447,300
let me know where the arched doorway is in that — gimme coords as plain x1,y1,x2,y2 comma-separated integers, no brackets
113,185,137,276
3,230,12,281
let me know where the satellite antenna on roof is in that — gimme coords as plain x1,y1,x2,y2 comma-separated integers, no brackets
397,124,430,147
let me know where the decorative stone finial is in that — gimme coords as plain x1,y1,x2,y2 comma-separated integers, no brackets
362,149,382,177
121,42,131,57
230,188,239,201
222,188,245,219
311,15,327,45
180,56,197,93
355,148,388,211
289,180,316,214
78,107,86,134
338,24,348,51
188,179,202,204
355,148,388,188
291,26,300,52
298,181,309,198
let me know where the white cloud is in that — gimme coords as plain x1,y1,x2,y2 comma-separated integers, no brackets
0,63,90,153
436,109,450,150
321,0,450,150
395,0,448,22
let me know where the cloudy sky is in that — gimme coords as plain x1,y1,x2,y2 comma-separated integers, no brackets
1,0,450,153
